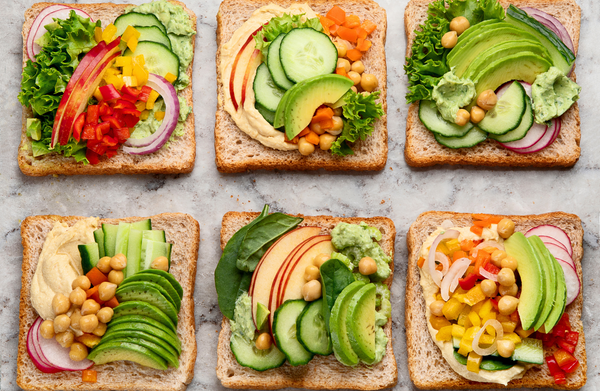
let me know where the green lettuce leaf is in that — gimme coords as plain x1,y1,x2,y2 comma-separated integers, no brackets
254,13,323,59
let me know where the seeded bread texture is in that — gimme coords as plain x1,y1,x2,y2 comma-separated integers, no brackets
17,213,200,391
215,0,388,173
19,2,196,176
405,211,586,389
216,212,397,389
404,0,581,167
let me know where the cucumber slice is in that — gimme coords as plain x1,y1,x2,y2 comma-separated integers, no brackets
478,81,526,135
141,239,172,271
143,230,166,243
273,300,314,366
79,243,100,274
489,94,534,143
134,26,172,50
453,350,516,371
126,229,143,278
435,127,487,149
297,299,332,356
131,219,152,231
94,228,105,258
230,333,286,371
115,222,131,257
419,100,473,137
279,28,338,83
452,336,461,349
256,103,276,125
124,41,179,80
253,63,285,112
114,12,166,37
267,34,294,90
511,338,543,364
102,224,119,258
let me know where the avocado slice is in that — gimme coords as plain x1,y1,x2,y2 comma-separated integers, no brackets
88,340,167,370
121,273,182,309
541,245,567,332
330,281,365,366
112,301,176,332
456,19,503,45
137,269,183,299
97,336,179,368
347,283,377,364
108,314,177,336
504,232,545,330
528,236,556,330
106,322,181,354
115,281,179,325
255,302,270,331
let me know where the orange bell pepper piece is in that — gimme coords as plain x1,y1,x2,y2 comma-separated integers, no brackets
305,131,320,145
361,19,377,35
343,15,361,29
104,297,119,308
336,67,348,77
355,27,368,40
453,250,468,262
471,214,504,223
311,106,334,124
470,225,484,236
474,219,492,228
418,257,426,268
337,26,358,43
319,16,335,28
346,49,363,62
297,128,310,138
356,38,372,52
329,24,340,37
319,118,334,129
326,6,346,25
82,369,97,383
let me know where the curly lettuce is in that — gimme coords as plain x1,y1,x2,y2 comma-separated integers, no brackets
254,13,322,59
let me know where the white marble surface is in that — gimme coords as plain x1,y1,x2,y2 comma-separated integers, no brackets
1,0,599,390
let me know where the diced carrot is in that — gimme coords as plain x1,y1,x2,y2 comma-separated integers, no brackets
89,289,105,306
435,263,443,271
319,15,336,28
346,49,363,62
82,369,97,383
326,5,346,25
361,19,377,35
356,38,372,52
305,131,320,145
471,214,504,223
418,257,425,268
335,67,348,77
329,24,340,36
337,26,358,43
86,286,99,299
311,106,334,124
343,15,361,29
298,127,310,138
474,219,492,228
510,310,520,323
473,250,490,274
320,118,334,129
453,250,468,262
104,297,119,308
86,267,108,287
355,27,368,40
470,225,483,236
461,240,475,252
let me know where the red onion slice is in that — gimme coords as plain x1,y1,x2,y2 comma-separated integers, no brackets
479,267,498,282
123,74,180,155
471,240,504,259
521,7,574,54
473,319,504,356
426,230,460,287
441,258,471,301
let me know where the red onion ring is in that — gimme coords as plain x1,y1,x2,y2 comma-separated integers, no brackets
521,7,574,54
436,252,450,275
441,258,471,301
473,319,503,356
426,230,460,287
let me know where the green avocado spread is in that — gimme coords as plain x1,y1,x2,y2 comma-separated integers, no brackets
432,70,476,122
532,66,581,124
230,292,256,342
129,95,191,146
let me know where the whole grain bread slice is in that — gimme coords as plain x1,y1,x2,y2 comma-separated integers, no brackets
405,211,586,389
404,0,581,168
216,212,397,389
17,213,200,391
19,2,196,176
215,0,388,173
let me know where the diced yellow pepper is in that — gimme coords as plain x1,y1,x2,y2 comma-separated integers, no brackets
146,90,160,110
115,56,133,68
446,239,461,254
165,72,177,84
503,332,522,345
94,27,103,43
467,351,482,373
471,300,485,314
436,325,453,341
76,333,102,348
429,315,452,330
122,26,141,42
154,111,166,121
436,242,450,256
451,324,465,338
102,24,117,43
104,74,124,90
468,311,481,327
458,339,473,356
479,333,495,345
140,110,150,120
501,321,517,333
123,65,133,77
127,36,138,52
93,87,103,102
479,299,494,319
463,326,480,342
442,298,465,321
134,55,145,67
123,76,138,87
436,293,442,301
135,101,147,112
482,312,497,336
454,293,466,304
516,327,535,339
104,67,121,76
133,64,148,86
464,285,486,306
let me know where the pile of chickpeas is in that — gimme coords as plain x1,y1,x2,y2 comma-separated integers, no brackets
298,106,344,156
440,16,498,127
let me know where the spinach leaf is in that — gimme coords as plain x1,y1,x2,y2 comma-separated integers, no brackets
215,205,269,319
320,258,355,331
236,213,303,272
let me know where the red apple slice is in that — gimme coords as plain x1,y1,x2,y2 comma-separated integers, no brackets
240,49,261,108
229,26,263,111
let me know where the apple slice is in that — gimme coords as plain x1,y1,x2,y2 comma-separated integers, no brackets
249,226,321,329
229,26,263,111
240,49,262,108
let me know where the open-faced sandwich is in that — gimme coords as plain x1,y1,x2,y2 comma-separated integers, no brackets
215,0,387,172
214,205,397,389
17,213,199,391
406,211,586,389
404,0,581,167
19,1,196,176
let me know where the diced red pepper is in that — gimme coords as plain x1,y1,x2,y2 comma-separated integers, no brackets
98,101,113,116
120,93,138,104
95,122,111,141
554,348,577,369
101,115,124,130
121,85,141,98
112,99,137,110
103,135,118,147
120,108,141,117
542,335,556,348
565,331,579,346
120,113,140,128
557,338,576,354
482,262,501,276
138,85,153,102
81,124,96,140
458,272,478,291
99,84,121,101
86,105,99,125
87,140,108,156
490,297,499,310
113,127,130,142
95,124,103,141
561,358,580,373
73,113,85,142
105,146,119,158
546,356,567,385
553,315,571,337
85,149,100,165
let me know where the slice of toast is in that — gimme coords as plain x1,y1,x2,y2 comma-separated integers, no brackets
216,212,397,389
405,211,586,389
19,1,196,176
215,0,388,173
17,213,200,391
404,0,581,167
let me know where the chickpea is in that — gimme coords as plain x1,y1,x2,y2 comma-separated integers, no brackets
52,293,70,316
319,133,337,151
333,107,343,116
80,314,99,334
71,275,91,291
497,339,516,358
69,287,86,306
337,58,351,73
69,342,88,362
71,309,82,330
361,74,378,92
351,86,358,93
501,256,518,271
490,250,507,268
358,257,378,275
304,265,320,281
499,283,518,297
301,280,322,302
53,314,71,333
108,270,124,285
309,122,325,135
97,307,114,324
97,256,112,274
497,268,516,287
151,256,169,271
498,296,519,315
98,282,117,302
326,126,343,136
455,109,470,126
450,16,470,35
110,253,127,271
331,116,344,131
348,71,361,86
351,60,365,74
40,320,55,339
470,106,485,124
298,137,315,156
55,330,75,348
477,90,498,111
430,300,445,317
81,299,101,316
92,322,107,337
441,31,458,49
497,218,515,239
480,279,498,297
313,253,330,268
255,332,272,350
335,41,347,58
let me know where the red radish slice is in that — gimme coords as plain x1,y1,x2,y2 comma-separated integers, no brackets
556,258,580,305
503,118,560,154
499,122,547,150
539,235,571,256
27,5,93,60
525,225,573,254
31,318,59,370
545,242,575,269
27,318,61,373
37,321,93,371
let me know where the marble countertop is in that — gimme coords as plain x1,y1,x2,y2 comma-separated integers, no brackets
1,0,599,390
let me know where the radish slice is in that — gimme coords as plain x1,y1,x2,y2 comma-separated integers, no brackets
539,235,571,256
556,258,580,305
37,322,93,371
521,7,575,54
544,242,575,269
440,258,471,301
425,230,460,287
525,225,573,255
499,122,547,150
502,118,560,153
27,318,61,373
473,319,503,356
27,5,93,61
31,318,60,370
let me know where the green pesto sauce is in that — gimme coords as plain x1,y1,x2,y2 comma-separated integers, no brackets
532,66,581,124
432,70,476,123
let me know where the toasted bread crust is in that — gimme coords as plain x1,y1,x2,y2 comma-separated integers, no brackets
216,212,397,389
215,0,388,173
405,211,586,389
403,0,582,168
19,2,197,176
17,213,200,390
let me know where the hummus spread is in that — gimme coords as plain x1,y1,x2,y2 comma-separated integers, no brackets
30,218,99,320
418,225,528,385
220,5,319,151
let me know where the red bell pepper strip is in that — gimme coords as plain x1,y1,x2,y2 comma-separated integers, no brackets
138,85,153,102
101,115,124,130
121,85,141,98
113,127,130,142
85,149,100,165
73,113,85,142
81,124,95,140
459,272,478,291
112,99,137,110
565,331,579,346
482,262,501,275
99,84,121,101
554,348,577,368
119,93,138,104
86,105,99,125
103,135,118,147
557,338,576,354
561,358,580,373
545,356,567,385
98,101,113,116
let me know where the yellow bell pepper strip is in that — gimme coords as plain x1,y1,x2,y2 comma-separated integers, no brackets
165,72,177,84
468,311,481,327
436,325,453,341
127,36,139,52
146,90,160,110
122,26,141,42
102,24,117,43
133,64,148,86
94,27,103,43
115,56,132,68
442,298,465,321
467,351,482,373
122,76,138,87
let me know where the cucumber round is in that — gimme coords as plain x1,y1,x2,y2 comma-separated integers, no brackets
279,28,338,83
296,299,332,356
477,81,527,135
230,333,286,371
135,26,172,50
253,63,285,112
114,12,167,37
435,127,487,149
124,41,179,80
267,34,294,90
489,94,534,143
419,100,473,137
453,350,515,371
273,300,314,366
